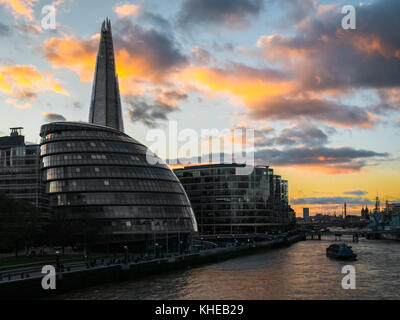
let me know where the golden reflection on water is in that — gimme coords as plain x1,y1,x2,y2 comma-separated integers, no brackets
59,237,400,300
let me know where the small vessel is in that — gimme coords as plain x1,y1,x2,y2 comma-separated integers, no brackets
326,243,357,260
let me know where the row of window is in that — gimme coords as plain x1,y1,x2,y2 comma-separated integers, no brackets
41,140,148,156
198,217,283,224
51,192,191,207
41,153,167,169
102,218,194,232
57,205,194,219
41,129,138,144
44,165,176,182
175,167,271,177
47,179,184,194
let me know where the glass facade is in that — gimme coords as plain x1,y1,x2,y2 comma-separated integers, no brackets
0,129,48,211
174,164,292,235
39,122,197,248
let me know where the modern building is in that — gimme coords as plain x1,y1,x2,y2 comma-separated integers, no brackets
303,208,310,220
39,19,197,251
173,164,294,235
386,201,400,215
0,127,47,211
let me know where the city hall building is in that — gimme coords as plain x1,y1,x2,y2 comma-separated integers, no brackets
39,19,197,251
174,164,294,235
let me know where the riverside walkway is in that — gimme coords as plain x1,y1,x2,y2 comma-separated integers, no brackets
0,233,304,299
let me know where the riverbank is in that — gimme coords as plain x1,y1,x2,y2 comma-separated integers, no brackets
0,233,304,299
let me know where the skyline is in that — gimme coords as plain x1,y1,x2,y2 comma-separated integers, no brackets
0,0,399,216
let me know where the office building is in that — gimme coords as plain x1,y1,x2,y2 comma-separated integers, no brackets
0,127,47,211
173,164,294,235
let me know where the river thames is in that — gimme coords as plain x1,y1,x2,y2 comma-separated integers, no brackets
58,237,400,300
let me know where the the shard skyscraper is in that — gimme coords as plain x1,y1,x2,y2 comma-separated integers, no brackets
89,18,124,132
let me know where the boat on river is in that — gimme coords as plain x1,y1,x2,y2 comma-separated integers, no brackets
326,243,357,260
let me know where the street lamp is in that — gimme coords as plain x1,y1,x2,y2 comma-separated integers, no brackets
123,245,128,263
154,243,159,257
55,250,60,271
179,240,183,255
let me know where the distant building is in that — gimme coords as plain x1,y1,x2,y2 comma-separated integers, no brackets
361,205,370,220
344,214,363,226
386,201,400,215
303,208,310,220
0,127,47,211
173,164,294,235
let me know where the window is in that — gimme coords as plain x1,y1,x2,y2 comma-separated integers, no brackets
104,180,110,186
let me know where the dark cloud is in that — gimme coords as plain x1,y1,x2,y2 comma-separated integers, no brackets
0,22,11,37
254,146,387,168
212,41,234,52
113,19,188,79
290,196,374,205
250,97,374,128
16,24,41,36
141,12,171,31
268,0,400,91
162,90,188,102
177,0,264,30
125,95,177,128
168,144,388,174
43,112,66,122
192,46,215,65
256,0,400,120
14,89,37,100
250,146,389,174
257,123,329,148
344,190,368,196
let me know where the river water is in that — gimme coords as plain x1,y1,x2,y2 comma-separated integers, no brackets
58,236,400,300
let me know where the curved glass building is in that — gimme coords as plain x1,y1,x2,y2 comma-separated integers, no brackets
39,20,197,252
40,122,197,250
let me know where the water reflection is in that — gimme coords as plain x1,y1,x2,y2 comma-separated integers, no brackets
57,237,400,300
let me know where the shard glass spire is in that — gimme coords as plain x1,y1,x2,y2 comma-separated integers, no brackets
89,18,124,132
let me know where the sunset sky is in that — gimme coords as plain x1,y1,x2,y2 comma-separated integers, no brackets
0,0,399,216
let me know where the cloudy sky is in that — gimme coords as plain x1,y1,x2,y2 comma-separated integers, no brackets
0,0,399,216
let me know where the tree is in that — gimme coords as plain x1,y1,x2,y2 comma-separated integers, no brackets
0,194,42,255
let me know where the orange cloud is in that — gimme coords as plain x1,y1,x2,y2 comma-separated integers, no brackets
257,34,317,65
42,32,186,96
0,0,38,20
272,163,362,175
0,64,69,108
179,65,293,105
342,32,400,59
43,35,98,82
113,3,141,18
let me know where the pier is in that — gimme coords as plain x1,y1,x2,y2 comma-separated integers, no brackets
304,229,400,242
